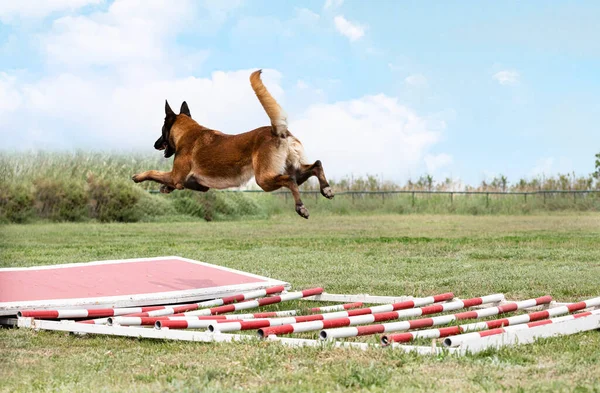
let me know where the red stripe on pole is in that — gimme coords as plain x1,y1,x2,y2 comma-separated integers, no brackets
294,315,325,323
461,297,485,307
433,293,454,302
347,308,375,317
157,320,190,329
355,325,385,335
321,317,352,329
566,301,586,311
341,302,363,310
372,311,401,322
390,300,416,311
388,332,413,342
495,303,519,313
418,304,444,315
210,304,237,314
18,310,60,318
455,310,478,319
301,288,324,297
260,324,294,336
485,317,511,329
438,326,461,336
479,328,505,337
408,318,434,329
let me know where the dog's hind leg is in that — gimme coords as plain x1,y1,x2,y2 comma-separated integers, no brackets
255,172,308,219
295,160,334,199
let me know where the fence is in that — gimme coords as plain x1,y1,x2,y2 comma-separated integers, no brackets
149,189,600,208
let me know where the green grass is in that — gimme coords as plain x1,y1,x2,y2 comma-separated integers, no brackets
2,151,599,224
2,214,600,392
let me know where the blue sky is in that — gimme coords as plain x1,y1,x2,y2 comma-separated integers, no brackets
1,0,598,186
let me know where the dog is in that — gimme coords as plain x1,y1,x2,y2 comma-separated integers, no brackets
132,70,334,219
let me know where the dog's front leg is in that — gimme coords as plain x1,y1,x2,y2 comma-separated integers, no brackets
132,170,183,190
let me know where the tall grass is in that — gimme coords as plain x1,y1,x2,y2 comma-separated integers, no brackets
1,151,598,223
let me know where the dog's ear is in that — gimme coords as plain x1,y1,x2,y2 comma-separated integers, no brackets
180,101,191,118
165,100,175,117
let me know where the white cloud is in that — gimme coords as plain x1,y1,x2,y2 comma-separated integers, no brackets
42,0,199,72
334,15,365,42
405,74,428,87
424,153,453,173
290,95,445,180
324,0,344,10
493,70,519,85
0,0,102,22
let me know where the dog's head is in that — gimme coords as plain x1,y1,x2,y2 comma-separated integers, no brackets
154,100,191,158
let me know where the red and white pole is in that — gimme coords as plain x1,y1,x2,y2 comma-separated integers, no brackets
73,284,286,324
318,294,510,340
177,301,362,318
444,309,600,347
18,305,166,320
256,292,472,337
443,296,600,347
380,295,552,344
111,302,362,327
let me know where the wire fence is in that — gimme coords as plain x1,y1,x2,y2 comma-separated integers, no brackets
149,189,600,207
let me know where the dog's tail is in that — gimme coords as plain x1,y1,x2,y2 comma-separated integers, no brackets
250,70,288,137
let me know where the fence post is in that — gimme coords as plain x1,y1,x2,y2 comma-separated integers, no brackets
573,191,576,205
412,192,415,207
450,192,453,204
524,193,527,203
486,193,489,208
381,192,385,204
352,192,355,204
543,192,546,204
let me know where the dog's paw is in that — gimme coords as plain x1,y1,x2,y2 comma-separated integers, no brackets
295,204,310,219
160,185,174,194
321,186,334,199
131,174,142,183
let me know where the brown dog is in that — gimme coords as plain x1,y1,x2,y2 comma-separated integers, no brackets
132,70,333,218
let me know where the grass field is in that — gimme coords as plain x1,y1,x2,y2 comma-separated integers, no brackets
2,214,600,392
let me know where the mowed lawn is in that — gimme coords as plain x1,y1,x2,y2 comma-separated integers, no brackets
1,214,600,392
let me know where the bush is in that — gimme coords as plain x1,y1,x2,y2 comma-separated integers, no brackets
33,178,88,221
0,183,35,223
86,174,143,222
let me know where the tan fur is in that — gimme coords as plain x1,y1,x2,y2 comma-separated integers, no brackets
132,70,333,219
250,70,288,137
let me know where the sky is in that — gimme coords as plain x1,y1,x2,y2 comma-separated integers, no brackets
1,0,599,186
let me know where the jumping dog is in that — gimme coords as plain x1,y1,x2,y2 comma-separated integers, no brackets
132,70,334,218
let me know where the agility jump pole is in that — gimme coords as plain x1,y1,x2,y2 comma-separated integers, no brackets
111,302,362,327
208,295,455,333
178,301,362,317
140,287,323,327
443,296,600,348
258,293,501,338
157,292,451,332
319,293,516,340
60,285,286,324
446,309,600,348
255,292,458,337
379,295,552,344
